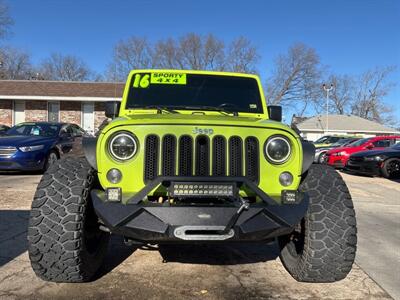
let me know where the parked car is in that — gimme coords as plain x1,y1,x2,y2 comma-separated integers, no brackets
0,122,85,171
345,143,400,178
313,135,349,148
314,137,360,164
0,124,10,135
324,135,400,168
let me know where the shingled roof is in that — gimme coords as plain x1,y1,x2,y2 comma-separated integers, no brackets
0,80,125,99
297,114,399,134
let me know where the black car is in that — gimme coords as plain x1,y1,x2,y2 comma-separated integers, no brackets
0,124,10,135
0,122,85,171
345,143,400,178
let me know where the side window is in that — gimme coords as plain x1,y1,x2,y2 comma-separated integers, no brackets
71,125,84,137
373,139,391,147
66,126,74,135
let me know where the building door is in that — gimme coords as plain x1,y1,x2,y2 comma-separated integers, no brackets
14,100,25,125
48,102,60,122
82,102,94,135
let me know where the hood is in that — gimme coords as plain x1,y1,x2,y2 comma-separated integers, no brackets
327,145,358,154
0,135,55,147
105,113,298,136
351,148,400,158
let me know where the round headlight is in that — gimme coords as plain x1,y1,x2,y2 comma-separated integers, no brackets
265,136,291,164
108,132,137,161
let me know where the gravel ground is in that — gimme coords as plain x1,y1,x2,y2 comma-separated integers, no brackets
0,171,397,300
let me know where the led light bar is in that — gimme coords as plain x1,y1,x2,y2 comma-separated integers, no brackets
170,182,236,197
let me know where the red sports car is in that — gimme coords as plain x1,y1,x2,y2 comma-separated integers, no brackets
325,135,400,168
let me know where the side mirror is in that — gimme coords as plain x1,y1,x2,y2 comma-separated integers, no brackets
268,105,282,122
60,131,72,139
366,144,374,149
105,101,121,119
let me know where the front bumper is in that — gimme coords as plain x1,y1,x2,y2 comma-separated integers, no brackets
325,155,348,168
0,152,46,171
91,176,309,243
344,159,381,176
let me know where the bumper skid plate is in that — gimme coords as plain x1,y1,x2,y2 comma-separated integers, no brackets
91,177,309,243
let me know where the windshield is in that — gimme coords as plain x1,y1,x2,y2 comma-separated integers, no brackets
315,136,342,144
331,138,349,147
392,143,400,150
347,138,370,147
125,72,263,114
6,123,60,137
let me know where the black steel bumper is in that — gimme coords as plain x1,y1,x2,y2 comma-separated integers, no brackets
91,176,309,243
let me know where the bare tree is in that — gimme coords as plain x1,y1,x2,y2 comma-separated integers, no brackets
351,66,397,125
39,53,94,81
153,38,183,69
106,33,260,80
226,37,259,73
264,43,321,116
0,46,33,79
0,0,13,39
107,37,154,81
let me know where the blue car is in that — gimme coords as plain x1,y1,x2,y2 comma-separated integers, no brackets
0,124,10,135
0,122,85,171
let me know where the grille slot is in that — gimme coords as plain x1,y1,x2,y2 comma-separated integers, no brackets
0,146,17,158
179,135,193,176
245,137,259,183
195,135,210,176
212,136,226,176
229,136,243,176
162,135,176,176
144,135,159,182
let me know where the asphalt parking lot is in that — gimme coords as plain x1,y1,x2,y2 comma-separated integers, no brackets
0,171,398,300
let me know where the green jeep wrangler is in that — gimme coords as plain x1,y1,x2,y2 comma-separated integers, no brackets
27,70,357,283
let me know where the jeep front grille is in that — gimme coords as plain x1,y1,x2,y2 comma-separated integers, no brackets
0,146,17,158
144,134,259,183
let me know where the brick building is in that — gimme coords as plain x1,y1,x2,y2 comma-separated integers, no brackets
0,80,124,134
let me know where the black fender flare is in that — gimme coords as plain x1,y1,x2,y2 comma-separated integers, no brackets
301,140,315,174
82,136,98,170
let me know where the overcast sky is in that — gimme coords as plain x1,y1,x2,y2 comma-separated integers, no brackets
6,0,400,120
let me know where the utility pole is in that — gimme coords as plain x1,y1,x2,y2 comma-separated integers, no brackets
323,83,334,132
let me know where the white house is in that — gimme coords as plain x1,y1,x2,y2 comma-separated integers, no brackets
294,114,400,141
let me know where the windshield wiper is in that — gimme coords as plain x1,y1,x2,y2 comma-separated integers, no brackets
129,105,179,114
169,105,239,116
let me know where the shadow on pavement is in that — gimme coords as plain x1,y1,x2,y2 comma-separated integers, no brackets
0,210,137,278
0,210,30,266
95,235,138,280
158,242,279,265
0,170,43,176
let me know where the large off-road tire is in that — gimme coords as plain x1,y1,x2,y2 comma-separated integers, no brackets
381,158,400,179
278,164,357,282
27,157,109,282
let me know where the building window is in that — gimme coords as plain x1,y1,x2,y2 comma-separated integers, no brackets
48,102,60,122
81,102,94,134
13,100,25,125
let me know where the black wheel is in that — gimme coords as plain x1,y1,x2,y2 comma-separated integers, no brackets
317,152,326,164
28,157,109,282
278,164,357,282
44,150,58,171
381,158,400,179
